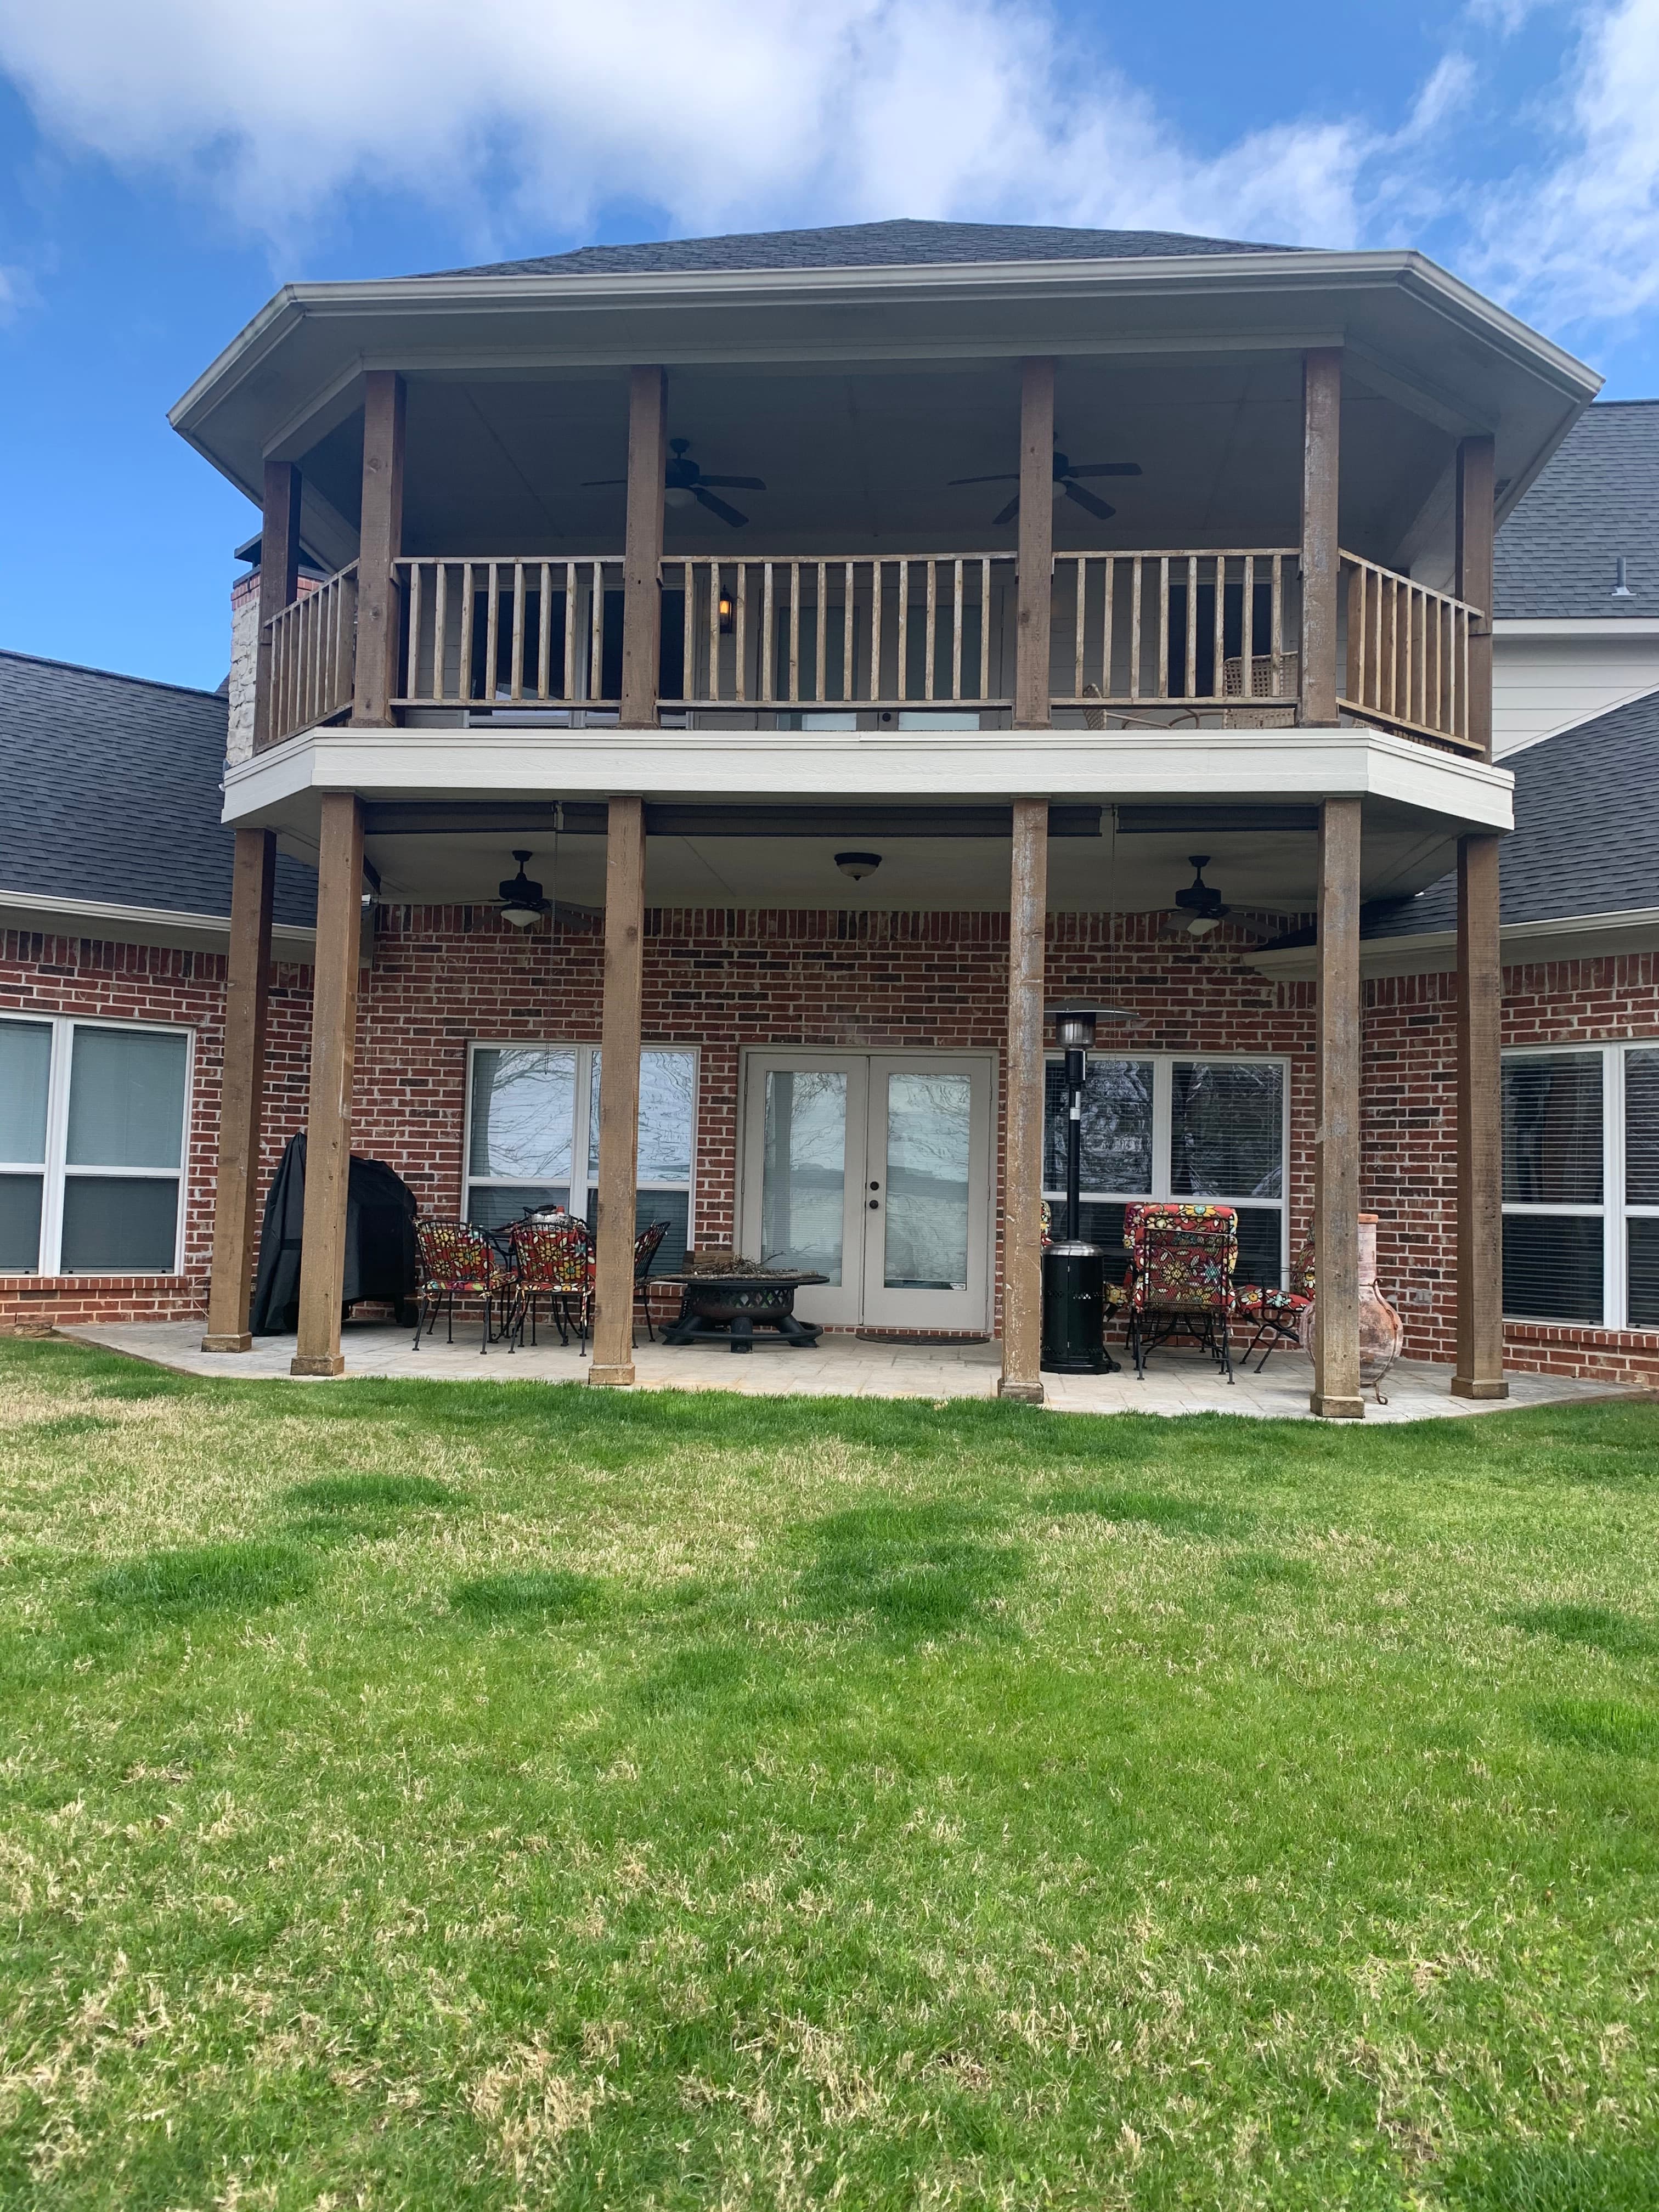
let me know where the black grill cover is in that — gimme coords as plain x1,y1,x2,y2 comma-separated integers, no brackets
250,1132,419,1335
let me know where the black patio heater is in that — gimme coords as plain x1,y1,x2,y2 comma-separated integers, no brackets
1040,1004,1121,1374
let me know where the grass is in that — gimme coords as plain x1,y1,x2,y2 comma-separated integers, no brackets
0,1338,1656,2209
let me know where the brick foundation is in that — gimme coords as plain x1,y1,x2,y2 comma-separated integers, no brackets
4,914,1655,1387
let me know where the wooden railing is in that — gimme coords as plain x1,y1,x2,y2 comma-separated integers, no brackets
262,563,356,747
665,555,1017,708
1340,552,1482,753
1051,551,1300,714
395,558,625,708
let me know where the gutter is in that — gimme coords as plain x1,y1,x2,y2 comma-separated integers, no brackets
1246,904,1659,980
0,887,315,959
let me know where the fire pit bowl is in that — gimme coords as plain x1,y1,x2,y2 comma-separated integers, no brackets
661,1268,828,1352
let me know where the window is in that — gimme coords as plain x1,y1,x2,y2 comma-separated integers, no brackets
0,1015,190,1274
466,1043,696,1268
1043,1053,1286,1286
1502,1045,1659,1328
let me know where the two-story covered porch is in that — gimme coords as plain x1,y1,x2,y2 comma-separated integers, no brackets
176,221,1599,1413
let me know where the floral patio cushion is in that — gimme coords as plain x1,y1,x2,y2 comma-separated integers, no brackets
1122,1201,1238,1317
414,1218,511,1296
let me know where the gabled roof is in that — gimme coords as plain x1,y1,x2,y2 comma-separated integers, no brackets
0,650,315,930
431,217,1290,281
1493,399,1659,619
1365,686,1659,940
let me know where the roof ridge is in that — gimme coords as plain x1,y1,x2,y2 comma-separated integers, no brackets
0,646,224,703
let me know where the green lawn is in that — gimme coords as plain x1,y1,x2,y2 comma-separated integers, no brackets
1,1339,1657,2209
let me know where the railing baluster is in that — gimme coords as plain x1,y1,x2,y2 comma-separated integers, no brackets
510,562,525,701
484,561,500,703
707,560,721,704
589,561,604,702
735,560,748,704
1071,556,1086,699
815,560,828,707
1240,555,1254,703
871,559,885,704
895,558,909,704
787,563,800,706
680,560,695,705
1101,556,1114,701
405,562,422,699
923,558,937,702
951,557,964,702
1130,558,1143,703
1211,555,1226,701
979,557,991,702
1185,554,1198,699
459,563,476,703
761,562,775,704
1158,557,1171,699
536,563,551,701
1270,554,1283,696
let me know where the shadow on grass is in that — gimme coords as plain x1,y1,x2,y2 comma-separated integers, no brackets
1530,1698,1659,1760
1443,2142,1659,2210
91,1541,316,1617
450,1569,603,1622
1510,1603,1659,1658
798,1500,1025,1644
1039,1487,1253,1539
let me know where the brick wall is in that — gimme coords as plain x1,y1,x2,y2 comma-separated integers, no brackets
1363,949,1659,1385
6,908,1653,1386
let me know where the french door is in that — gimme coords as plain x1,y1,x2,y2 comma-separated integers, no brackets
739,1052,994,1331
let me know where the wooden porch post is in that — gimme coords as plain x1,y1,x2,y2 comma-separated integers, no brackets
1452,430,1505,1397
1457,435,1496,762
252,461,301,754
352,371,405,727
1454,834,1506,1397
589,796,646,1387
620,366,667,726
291,793,364,1378
1300,348,1342,727
998,796,1048,1404
1014,357,1056,728
1312,795,1364,1418
201,829,276,1351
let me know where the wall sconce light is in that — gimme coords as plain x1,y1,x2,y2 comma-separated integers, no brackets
718,590,735,634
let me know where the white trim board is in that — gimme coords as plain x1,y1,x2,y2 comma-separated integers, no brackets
1246,907,1659,981
0,888,316,960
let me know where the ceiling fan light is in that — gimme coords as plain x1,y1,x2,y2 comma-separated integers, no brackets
1187,915,1221,938
664,485,696,509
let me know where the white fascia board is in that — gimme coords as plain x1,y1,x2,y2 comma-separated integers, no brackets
1247,905,1659,980
1496,617,1659,637
173,247,1601,443
222,724,1514,833
0,885,314,957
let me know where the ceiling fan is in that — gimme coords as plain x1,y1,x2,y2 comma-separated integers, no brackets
949,445,1142,527
1159,855,1233,939
583,437,766,528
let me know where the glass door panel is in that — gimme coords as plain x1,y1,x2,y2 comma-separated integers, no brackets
862,1057,992,1331
740,1054,867,1328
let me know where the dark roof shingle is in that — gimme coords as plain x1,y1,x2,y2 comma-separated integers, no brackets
430,217,1289,281
1365,686,1659,940
1494,400,1659,619
0,651,314,929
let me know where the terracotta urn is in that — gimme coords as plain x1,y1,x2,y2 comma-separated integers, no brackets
1357,1212,1405,1399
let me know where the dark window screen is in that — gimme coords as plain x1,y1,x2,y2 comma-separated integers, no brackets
1043,1059,1153,1196
1627,1050,1659,1206
1630,1219,1659,1330
1503,1056,1602,1204
1171,1063,1284,1199
1503,1214,1603,1323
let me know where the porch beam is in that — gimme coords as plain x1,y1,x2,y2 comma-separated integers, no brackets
1454,833,1507,1398
1014,357,1055,728
252,461,301,755
589,795,647,1386
352,370,405,726
1300,347,1342,727
1456,433,1496,760
291,793,364,1378
1312,793,1363,1418
998,794,1048,1404
621,365,667,725
201,828,276,1351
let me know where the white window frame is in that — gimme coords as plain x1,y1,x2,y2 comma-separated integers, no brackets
462,1040,698,1243
0,1011,194,1276
1042,1049,1290,1280
1502,1040,1659,1329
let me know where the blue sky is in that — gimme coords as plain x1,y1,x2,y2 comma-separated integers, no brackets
2,0,1656,693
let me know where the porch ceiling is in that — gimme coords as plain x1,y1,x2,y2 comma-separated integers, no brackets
342,807,1454,918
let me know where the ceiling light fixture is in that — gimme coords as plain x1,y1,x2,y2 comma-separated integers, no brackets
836,851,882,882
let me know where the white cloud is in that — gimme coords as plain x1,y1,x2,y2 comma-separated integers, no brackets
0,0,1375,256
1473,0,1659,328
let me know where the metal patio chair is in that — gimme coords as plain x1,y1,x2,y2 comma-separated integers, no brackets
1122,1201,1239,1384
412,1217,515,1355
505,1215,594,1352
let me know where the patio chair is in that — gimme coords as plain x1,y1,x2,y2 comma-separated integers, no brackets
412,1217,515,1355
1122,1201,1239,1384
1233,1235,1314,1373
634,1220,672,1342
505,1215,593,1352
